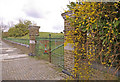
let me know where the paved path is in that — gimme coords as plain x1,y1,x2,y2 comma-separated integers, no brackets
1,41,64,80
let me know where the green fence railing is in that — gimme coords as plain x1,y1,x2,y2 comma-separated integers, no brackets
3,38,29,45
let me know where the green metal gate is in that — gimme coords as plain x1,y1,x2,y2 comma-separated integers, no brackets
35,34,64,69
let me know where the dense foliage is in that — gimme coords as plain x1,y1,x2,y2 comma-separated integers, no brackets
65,1,120,80
8,20,32,37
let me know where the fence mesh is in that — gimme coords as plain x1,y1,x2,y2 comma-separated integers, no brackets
35,34,64,69
3,38,29,45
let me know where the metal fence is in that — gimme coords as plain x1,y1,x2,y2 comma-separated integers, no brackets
35,34,64,69
3,38,29,45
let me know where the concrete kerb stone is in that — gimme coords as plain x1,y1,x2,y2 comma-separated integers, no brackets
5,40,29,48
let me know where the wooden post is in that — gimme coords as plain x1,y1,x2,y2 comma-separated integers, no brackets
49,34,51,63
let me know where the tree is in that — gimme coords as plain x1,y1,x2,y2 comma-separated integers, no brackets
8,20,32,37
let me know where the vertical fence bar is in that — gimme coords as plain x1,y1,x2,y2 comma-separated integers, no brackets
63,36,64,69
49,34,51,63
35,36,39,56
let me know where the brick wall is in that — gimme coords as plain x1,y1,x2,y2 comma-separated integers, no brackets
62,12,75,72
29,26,40,56
64,50,74,72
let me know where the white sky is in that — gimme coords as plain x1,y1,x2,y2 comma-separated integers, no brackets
0,0,75,33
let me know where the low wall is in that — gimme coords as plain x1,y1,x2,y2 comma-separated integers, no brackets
2,39,30,54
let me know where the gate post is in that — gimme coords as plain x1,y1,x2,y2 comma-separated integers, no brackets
62,12,75,73
28,25,40,56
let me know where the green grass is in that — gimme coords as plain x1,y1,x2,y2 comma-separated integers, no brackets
7,34,29,39
38,32,64,38
7,32,64,39
5,32,63,45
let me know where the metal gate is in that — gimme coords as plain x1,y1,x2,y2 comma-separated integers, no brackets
35,34,64,69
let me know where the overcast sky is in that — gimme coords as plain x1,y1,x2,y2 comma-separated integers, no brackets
0,0,74,33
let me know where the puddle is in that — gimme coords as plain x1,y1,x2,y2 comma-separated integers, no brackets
0,48,17,50
3,54,28,60
0,48,8,50
0,54,8,57
0,54,8,60
6,50,14,52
